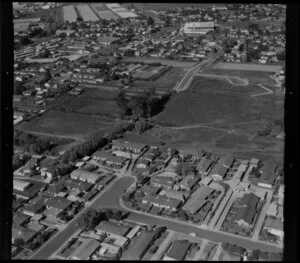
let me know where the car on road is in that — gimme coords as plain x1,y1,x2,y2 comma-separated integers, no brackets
190,232,197,237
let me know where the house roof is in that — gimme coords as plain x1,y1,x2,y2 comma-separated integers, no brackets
151,176,176,187
197,159,214,172
166,240,190,260
219,156,235,168
142,195,182,209
13,212,30,227
93,151,126,164
23,199,46,214
96,221,130,237
265,217,283,231
209,163,228,178
235,205,256,225
112,139,146,151
140,185,161,195
238,192,260,207
45,197,72,211
12,226,38,243
71,238,101,260
159,190,189,201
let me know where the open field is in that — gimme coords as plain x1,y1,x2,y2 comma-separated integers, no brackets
213,63,282,72
203,69,278,85
188,76,264,96
17,110,114,140
76,4,99,22
221,20,284,30
81,88,119,100
134,67,187,92
62,5,77,23
122,57,197,68
54,96,117,117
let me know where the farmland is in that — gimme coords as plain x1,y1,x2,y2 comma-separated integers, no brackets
213,62,282,72
106,3,137,18
62,5,77,23
80,88,119,100
76,4,99,22
131,3,214,10
17,110,114,140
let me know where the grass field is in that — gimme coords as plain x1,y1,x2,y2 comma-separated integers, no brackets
134,67,187,92
213,63,282,72
203,69,277,84
121,57,196,68
17,110,114,140
221,19,284,30
81,88,119,100
189,76,263,96
54,96,117,117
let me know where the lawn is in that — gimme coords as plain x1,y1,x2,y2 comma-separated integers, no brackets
212,63,282,73
17,110,114,140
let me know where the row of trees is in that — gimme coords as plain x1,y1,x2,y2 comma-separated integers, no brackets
116,89,171,120
174,162,197,176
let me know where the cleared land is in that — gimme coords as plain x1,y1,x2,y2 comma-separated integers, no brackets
134,67,187,92
76,4,99,22
80,88,119,100
213,63,282,72
17,110,114,140
122,57,197,68
62,5,77,23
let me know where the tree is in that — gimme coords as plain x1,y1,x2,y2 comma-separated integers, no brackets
116,90,129,117
129,95,151,118
14,238,25,247
20,36,32,46
147,16,155,26
135,119,151,134
276,51,285,61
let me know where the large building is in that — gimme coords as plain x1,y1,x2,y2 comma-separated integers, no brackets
183,22,215,36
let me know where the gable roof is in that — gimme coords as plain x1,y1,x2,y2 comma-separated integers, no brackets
96,221,130,237
166,240,190,260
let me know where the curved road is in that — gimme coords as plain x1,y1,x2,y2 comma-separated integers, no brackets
31,174,282,259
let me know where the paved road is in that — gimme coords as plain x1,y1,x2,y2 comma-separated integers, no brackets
121,201,282,252
251,83,274,97
30,176,135,259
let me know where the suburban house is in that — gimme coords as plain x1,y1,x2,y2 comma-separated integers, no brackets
93,151,127,167
13,212,31,227
264,218,284,240
69,238,101,260
209,164,228,181
142,195,182,211
96,221,130,238
219,156,235,168
182,186,215,214
45,197,72,213
150,176,176,190
197,158,214,175
136,158,150,169
139,184,161,196
174,175,200,191
12,226,38,245
163,240,191,261
70,170,103,184
159,189,190,202
23,199,46,217
234,192,260,228
13,179,31,192
112,140,147,154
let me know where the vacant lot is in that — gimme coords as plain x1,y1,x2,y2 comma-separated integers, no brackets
18,110,114,140
135,67,186,92
204,69,277,84
213,63,282,72
54,96,117,117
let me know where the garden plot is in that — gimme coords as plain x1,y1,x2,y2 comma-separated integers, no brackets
76,4,99,22
62,5,77,23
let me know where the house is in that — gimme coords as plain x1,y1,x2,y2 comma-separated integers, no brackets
93,151,126,167
209,164,228,181
150,176,176,190
219,156,235,168
70,170,102,184
45,197,72,212
69,238,101,260
142,195,182,211
174,175,200,191
197,159,214,175
266,203,278,217
112,140,146,154
13,212,31,227
98,242,121,259
13,179,31,191
12,226,38,245
234,192,260,227
264,217,284,240
140,184,161,196
200,176,213,186
136,158,150,169
159,189,189,202
23,199,46,216
96,221,130,238
257,161,277,189
164,240,191,261
182,186,214,214
126,225,141,240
